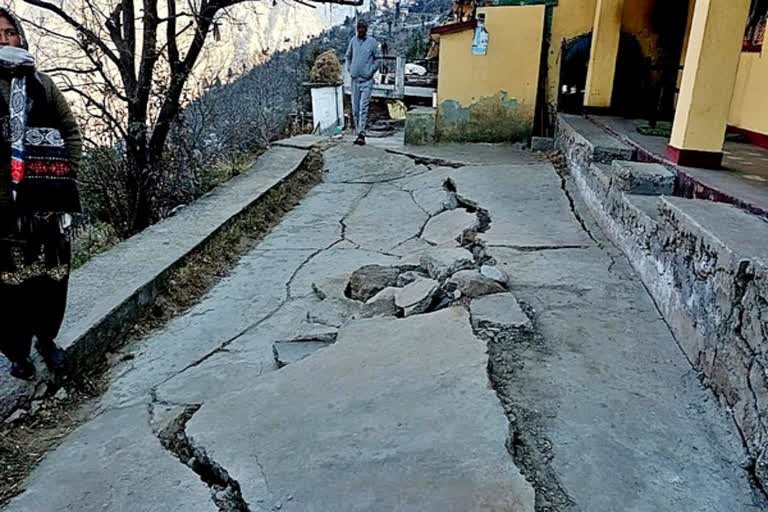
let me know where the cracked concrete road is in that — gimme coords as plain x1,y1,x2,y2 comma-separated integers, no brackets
4,139,766,512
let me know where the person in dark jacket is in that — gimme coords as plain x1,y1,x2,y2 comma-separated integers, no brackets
345,19,381,146
0,8,82,380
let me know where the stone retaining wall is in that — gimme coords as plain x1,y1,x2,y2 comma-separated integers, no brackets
557,114,768,490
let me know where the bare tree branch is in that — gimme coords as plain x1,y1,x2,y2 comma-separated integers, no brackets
21,0,123,67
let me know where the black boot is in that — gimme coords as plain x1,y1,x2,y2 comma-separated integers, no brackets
10,359,35,381
354,133,366,146
37,339,66,370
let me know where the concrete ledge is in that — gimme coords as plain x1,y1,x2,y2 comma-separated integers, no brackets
274,135,328,150
650,198,768,474
0,145,311,420
556,114,635,164
563,127,768,488
612,160,675,195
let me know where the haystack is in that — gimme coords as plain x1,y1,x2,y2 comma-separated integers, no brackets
310,50,342,85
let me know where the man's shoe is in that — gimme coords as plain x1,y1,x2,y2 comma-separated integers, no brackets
354,134,366,146
10,359,35,381
37,340,66,370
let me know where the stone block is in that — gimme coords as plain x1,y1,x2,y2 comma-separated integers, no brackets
419,247,476,281
470,293,531,331
612,161,675,195
395,278,440,317
421,209,480,246
448,270,505,299
404,107,436,146
347,265,401,302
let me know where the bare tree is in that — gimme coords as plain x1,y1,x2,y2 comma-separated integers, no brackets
20,0,361,234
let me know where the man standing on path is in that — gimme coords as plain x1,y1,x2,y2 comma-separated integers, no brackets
346,19,380,146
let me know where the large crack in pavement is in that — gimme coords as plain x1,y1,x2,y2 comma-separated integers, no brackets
446,175,577,512
158,405,252,512
550,156,623,277
338,184,374,249
480,313,579,512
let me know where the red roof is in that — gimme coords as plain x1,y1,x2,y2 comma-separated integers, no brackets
430,19,477,37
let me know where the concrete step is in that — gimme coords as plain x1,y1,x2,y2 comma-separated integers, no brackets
653,197,768,472
556,113,636,164
625,193,661,222
612,160,675,195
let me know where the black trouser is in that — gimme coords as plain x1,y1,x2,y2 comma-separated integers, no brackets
0,276,69,364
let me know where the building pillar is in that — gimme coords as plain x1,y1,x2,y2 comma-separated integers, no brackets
583,0,625,110
667,0,751,168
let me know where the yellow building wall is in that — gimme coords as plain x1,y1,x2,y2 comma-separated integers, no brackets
729,46,768,137
547,0,598,107
435,5,545,142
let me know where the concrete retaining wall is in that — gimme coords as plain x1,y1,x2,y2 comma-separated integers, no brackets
557,114,768,489
0,140,319,421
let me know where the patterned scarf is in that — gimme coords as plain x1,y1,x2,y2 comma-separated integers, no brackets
0,8,33,199
0,47,35,196
0,8,79,215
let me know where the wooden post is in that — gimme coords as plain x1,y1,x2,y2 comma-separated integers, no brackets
396,56,406,98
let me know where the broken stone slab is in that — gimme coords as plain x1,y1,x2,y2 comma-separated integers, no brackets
4,408,28,424
344,184,429,252
356,287,400,319
480,264,509,284
421,209,480,246
395,278,440,316
293,249,401,299
470,293,531,332
411,187,449,216
306,298,359,329
612,160,676,196
311,274,350,302
448,270,505,299
419,247,476,281
149,403,189,435
184,308,536,511
347,265,401,302
397,270,427,288
273,341,334,368
156,345,276,407
322,144,423,184
4,405,218,512
447,163,593,248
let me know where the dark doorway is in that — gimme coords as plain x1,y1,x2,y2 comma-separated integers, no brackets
558,32,650,117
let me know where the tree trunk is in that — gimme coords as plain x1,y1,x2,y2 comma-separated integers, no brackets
125,107,154,235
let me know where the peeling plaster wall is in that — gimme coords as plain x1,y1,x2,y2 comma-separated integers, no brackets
435,5,544,143
437,93,533,143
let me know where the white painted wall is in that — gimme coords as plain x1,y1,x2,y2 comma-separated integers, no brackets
310,86,344,135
